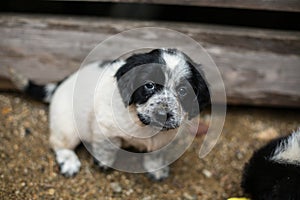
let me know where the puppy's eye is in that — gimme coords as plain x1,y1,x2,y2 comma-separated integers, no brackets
177,87,187,97
144,82,155,91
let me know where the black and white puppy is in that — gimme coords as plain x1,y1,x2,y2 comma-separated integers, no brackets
242,129,300,199
10,48,210,180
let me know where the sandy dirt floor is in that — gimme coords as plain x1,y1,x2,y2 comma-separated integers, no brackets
0,92,299,200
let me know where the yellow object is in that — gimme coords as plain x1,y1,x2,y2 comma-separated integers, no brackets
228,198,250,200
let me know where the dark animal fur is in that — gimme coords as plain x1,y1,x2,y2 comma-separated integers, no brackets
241,134,300,200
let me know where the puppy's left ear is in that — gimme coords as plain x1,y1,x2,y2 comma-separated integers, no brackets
187,62,210,119
115,63,136,107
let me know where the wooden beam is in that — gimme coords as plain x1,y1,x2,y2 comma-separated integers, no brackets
0,14,299,107
0,76,14,90
53,0,300,12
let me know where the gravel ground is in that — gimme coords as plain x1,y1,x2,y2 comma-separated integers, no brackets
0,92,299,200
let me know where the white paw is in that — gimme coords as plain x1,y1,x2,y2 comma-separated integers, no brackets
147,166,170,181
55,149,81,177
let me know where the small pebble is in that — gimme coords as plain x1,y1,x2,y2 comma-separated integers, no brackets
25,128,31,136
168,190,174,194
39,109,46,116
255,127,279,141
202,169,212,178
48,188,55,195
110,182,122,193
136,188,143,194
236,151,244,160
183,192,195,200
125,188,133,196
1,107,12,115
124,179,130,185
13,144,19,150
19,127,26,137
14,97,20,104
106,174,112,180
142,196,152,200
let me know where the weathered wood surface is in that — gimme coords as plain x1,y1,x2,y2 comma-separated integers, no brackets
0,76,14,90
0,14,299,107
55,0,300,12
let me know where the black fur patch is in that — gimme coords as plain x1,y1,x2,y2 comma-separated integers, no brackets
24,80,47,101
115,49,165,106
184,62,210,119
115,48,210,119
24,79,63,103
241,135,300,200
130,68,165,105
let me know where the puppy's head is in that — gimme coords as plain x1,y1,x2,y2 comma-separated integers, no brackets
115,48,210,130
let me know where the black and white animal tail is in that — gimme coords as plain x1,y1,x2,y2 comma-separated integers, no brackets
8,67,60,103
242,128,300,200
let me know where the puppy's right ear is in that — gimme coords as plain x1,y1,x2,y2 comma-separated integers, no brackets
115,62,136,107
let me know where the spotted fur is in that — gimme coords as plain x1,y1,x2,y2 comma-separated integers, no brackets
10,48,210,181
242,129,300,200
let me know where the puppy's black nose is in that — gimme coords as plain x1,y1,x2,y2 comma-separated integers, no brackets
155,112,172,123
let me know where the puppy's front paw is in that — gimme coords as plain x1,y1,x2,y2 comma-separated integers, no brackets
93,158,113,173
55,149,81,177
147,166,169,181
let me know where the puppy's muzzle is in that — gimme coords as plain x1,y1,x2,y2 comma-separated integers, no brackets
153,110,172,125
151,104,178,130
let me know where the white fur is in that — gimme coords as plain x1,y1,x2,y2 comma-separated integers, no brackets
48,49,193,178
162,52,191,86
48,60,179,174
56,149,81,176
270,129,300,165
143,154,170,180
44,83,57,103
162,52,184,70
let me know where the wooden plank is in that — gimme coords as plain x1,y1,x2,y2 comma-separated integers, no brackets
54,0,300,12
0,14,299,107
0,76,14,90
